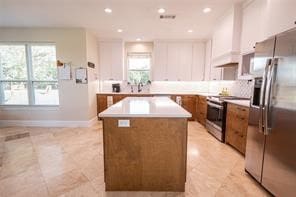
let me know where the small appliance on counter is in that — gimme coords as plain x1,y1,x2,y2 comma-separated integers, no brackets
112,83,120,93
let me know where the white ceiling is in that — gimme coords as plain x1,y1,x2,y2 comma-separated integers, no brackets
0,0,244,41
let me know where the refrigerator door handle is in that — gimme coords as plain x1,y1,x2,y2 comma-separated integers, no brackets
259,59,272,133
264,58,278,135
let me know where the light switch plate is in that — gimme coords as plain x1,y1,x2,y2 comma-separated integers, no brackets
118,119,130,127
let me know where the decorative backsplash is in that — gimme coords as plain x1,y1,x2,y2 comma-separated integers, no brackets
99,80,253,98
232,80,253,98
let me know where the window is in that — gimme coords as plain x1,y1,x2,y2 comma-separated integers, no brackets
127,53,151,84
0,44,59,105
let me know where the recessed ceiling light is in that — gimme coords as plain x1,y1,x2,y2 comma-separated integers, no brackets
117,29,123,33
188,29,193,33
104,8,112,13
136,38,141,41
158,8,166,14
203,7,211,13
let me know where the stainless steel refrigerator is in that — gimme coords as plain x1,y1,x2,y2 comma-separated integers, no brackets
245,28,296,196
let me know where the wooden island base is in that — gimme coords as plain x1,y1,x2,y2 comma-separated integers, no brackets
102,118,188,191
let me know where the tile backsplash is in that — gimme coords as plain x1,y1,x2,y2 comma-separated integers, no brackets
99,80,253,98
232,80,253,98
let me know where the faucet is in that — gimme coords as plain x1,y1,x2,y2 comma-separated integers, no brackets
130,85,134,93
138,82,143,92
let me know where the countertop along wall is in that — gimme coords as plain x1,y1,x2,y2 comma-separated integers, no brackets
0,27,98,126
99,80,253,98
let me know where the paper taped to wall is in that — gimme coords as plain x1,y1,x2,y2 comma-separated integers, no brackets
75,68,88,84
58,63,72,80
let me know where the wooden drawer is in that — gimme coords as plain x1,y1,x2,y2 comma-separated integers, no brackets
196,96,207,126
227,104,249,118
113,95,126,104
181,95,196,121
225,103,249,155
226,127,247,154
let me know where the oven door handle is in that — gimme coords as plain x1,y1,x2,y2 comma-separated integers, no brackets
207,102,223,110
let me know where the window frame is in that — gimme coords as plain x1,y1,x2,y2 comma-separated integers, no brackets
126,52,152,84
0,42,59,106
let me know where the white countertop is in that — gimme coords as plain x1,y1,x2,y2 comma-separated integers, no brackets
99,97,192,118
225,99,250,108
97,91,216,97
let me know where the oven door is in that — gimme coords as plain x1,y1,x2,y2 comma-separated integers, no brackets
206,101,224,141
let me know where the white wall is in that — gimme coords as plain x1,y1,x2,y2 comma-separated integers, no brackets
0,28,98,125
86,31,99,120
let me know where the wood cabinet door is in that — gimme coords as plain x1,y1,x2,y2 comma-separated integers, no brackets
225,103,249,154
113,95,125,104
97,95,108,116
196,96,207,126
181,96,196,121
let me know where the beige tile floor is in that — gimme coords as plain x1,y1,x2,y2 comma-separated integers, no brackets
0,121,270,197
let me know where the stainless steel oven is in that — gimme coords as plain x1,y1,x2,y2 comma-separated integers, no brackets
206,97,226,142
206,96,250,142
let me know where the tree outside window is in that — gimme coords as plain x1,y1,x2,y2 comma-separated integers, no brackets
127,53,151,84
0,44,59,105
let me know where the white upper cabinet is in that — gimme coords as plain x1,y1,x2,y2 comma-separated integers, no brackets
153,41,205,81
241,0,296,54
178,43,192,81
264,0,296,38
192,43,205,81
240,0,266,54
153,42,167,81
99,41,123,80
167,43,180,81
204,40,212,81
211,4,242,67
239,0,296,79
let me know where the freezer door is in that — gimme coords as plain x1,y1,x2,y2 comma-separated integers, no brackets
250,37,276,77
261,29,296,196
245,106,266,182
245,37,276,182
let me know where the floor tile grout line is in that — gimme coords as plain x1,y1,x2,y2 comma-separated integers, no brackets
29,130,53,197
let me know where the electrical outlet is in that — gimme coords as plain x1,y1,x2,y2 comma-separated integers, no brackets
118,120,130,127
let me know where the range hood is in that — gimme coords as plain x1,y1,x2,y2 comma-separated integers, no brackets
212,51,240,68
215,62,238,68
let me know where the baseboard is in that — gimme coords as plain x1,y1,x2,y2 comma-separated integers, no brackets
0,116,99,128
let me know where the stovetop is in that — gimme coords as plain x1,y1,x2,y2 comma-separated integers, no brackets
207,96,249,104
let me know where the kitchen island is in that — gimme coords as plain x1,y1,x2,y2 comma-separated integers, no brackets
99,97,191,191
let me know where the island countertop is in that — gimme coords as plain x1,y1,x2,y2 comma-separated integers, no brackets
99,97,192,118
